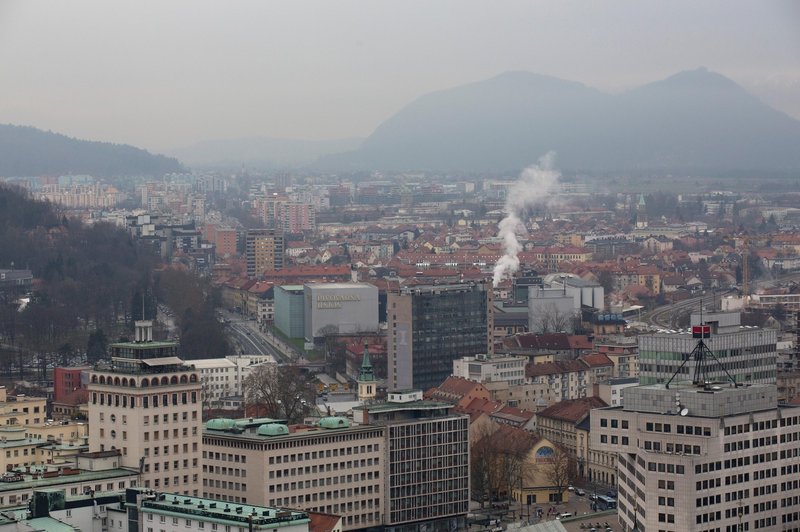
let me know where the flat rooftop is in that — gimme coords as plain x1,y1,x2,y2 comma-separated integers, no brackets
138,492,309,528
305,282,373,289
0,468,137,493
623,382,778,418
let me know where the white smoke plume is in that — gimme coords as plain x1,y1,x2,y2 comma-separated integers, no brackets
492,152,561,287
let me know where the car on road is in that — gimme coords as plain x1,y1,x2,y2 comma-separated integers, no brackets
576,488,586,496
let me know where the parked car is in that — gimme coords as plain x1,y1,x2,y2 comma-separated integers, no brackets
576,488,586,496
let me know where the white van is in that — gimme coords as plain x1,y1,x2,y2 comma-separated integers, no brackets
556,513,573,520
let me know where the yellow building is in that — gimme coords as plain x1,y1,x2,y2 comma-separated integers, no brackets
0,427,44,472
0,388,47,426
470,417,569,508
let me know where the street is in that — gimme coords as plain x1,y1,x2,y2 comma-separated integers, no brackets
219,309,296,364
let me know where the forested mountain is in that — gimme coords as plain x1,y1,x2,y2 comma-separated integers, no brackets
318,68,800,173
0,124,183,177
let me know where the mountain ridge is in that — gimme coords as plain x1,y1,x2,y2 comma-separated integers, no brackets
0,124,183,177
317,68,800,173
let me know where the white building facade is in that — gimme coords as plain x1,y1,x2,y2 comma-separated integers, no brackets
593,383,799,532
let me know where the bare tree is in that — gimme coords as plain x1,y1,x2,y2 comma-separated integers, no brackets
546,446,574,501
497,448,527,502
470,422,502,507
530,302,575,333
243,364,317,423
472,421,538,505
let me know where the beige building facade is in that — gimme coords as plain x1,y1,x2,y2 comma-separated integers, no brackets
593,383,796,532
203,417,384,530
87,321,203,496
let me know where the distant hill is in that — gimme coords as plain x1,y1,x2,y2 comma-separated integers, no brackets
318,68,800,173
0,124,183,177
169,136,364,170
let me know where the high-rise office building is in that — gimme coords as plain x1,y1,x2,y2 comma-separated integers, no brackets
87,320,203,495
388,282,492,391
245,229,284,278
592,381,796,532
355,390,470,531
638,311,777,385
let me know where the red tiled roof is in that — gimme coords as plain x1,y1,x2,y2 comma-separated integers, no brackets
526,360,586,379
455,397,503,422
478,422,540,456
490,405,535,425
424,376,489,404
579,353,614,368
537,396,608,423
307,513,342,532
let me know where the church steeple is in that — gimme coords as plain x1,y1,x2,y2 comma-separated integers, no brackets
636,194,648,229
357,343,376,401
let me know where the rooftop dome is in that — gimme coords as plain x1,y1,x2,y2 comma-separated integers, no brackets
206,418,236,431
256,423,290,437
319,416,350,429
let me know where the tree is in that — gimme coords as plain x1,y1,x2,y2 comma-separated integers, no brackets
530,302,575,333
597,270,615,295
243,364,317,423
773,303,787,323
86,329,108,364
470,421,502,507
546,446,574,501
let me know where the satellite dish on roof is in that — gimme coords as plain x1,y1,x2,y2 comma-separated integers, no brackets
680,408,689,417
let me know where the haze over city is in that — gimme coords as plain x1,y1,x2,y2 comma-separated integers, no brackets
1,0,799,153
4,2,800,532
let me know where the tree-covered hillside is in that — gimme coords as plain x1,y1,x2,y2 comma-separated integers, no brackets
0,185,230,378
0,124,183,177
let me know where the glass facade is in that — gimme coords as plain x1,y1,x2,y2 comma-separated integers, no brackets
387,416,469,526
408,286,489,391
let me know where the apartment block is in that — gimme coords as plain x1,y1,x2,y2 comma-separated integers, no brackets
245,229,284,278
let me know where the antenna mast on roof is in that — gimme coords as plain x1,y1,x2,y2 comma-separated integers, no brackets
665,303,738,389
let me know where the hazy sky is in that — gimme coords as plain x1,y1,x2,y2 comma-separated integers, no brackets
1,0,798,152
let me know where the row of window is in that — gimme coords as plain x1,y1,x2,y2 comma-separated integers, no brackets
92,392,198,407
202,451,247,463
203,465,245,477
268,458,379,478
142,427,197,441
142,458,197,472
141,442,198,457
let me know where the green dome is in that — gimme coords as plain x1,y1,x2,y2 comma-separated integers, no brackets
319,417,350,429
206,418,236,431
256,424,290,437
